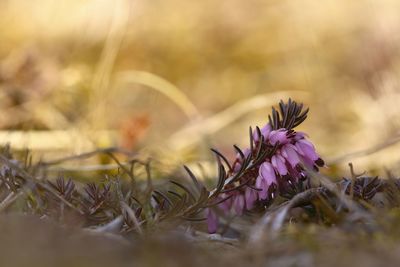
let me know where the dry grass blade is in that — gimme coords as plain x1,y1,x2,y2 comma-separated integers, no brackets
248,187,325,244
115,70,200,120
190,231,239,246
0,191,24,212
90,215,124,234
329,133,400,164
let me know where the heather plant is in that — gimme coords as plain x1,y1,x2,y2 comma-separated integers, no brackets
0,100,400,267
204,99,325,233
0,99,393,235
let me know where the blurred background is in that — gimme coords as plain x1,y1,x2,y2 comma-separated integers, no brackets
1,0,400,176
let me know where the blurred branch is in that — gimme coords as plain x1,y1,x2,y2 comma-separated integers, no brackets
45,163,130,172
0,130,115,151
329,133,400,164
41,147,135,166
167,91,309,151
115,70,201,120
88,0,133,130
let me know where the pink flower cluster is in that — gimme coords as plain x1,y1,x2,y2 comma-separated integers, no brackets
206,123,324,233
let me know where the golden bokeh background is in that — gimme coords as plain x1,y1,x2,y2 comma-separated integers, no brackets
1,0,400,176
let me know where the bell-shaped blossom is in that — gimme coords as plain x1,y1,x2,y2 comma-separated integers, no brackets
205,193,233,233
256,176,269,200
295,139,318,161
281,144,301,168
256,162,278,200
218,193,233,213
259,162,277,185
269,129,289,145
244,187,258,210
206,208,218,234
271,154,288,176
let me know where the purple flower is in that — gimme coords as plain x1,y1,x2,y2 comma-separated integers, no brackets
271,154,288,176
205,194,232,233
256,162,277,200
296,139,319,160
205,100,324,233
206,208,218,233
259,162,277,185
281,144,301,168
244,187,258,210
218,193,233,213
269,129,289,145
256,176,269,200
